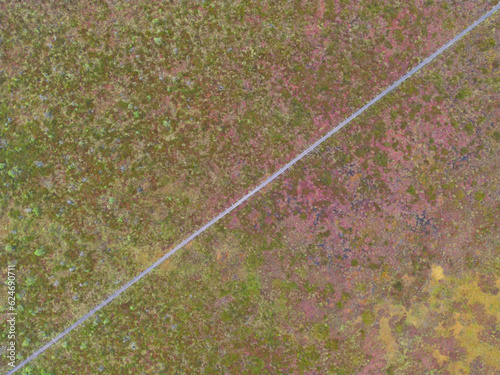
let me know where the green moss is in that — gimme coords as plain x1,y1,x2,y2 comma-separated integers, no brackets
313,323,330,340
298,345,320,370
394,29,404,43
406,184,416,195
320,283,335,299
479,37,496,51
456,189,465,200
304,280,317,293
361,310,375,325
247,253,265,269
373,120,387,140
320,172,332,186
8,166,22,178
34,247,46,257
465,252,478,269
474,191,485,202
456,88,471,100
386,365,396,375
326,338,340,351
392,280,403,292
402,81,418,95
239,273,261,298
248,356,265,374
330,367,350,375
374,151,388,167
354,145,370,158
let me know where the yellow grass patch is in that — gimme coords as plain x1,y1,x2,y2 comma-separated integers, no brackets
379,316,398,360
431,264,445,281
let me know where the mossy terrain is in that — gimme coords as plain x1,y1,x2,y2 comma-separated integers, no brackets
2,0,496,366
4,6,498,375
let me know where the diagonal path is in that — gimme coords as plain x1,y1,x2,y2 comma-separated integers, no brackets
6,3,499,374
